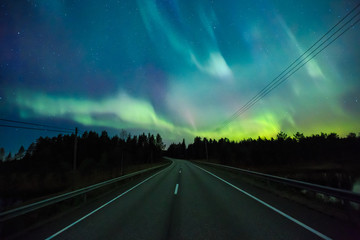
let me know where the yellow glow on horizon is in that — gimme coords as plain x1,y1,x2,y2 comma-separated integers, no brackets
13,88,360,143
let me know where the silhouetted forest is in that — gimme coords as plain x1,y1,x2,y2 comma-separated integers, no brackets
0,131,166,208
167,132,360,167
1,130,360,208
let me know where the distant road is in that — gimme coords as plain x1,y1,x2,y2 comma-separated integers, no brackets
19,158,359,240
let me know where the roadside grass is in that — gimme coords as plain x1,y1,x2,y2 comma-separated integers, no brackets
0,159,170,238
1,160,169,211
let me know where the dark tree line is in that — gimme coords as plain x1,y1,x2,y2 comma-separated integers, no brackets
0,146,25,162
1,131,166,171
0,131,166,205
167,139,186,159
167,132,360,167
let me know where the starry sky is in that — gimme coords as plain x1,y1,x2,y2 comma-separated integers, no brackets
1,0,360,154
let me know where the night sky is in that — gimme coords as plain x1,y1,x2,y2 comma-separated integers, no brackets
1,0,360,154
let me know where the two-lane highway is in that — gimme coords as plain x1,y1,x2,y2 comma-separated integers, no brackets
20,159,360,239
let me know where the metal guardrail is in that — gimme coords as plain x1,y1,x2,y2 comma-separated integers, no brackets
0,162,170,222
196,161,360,203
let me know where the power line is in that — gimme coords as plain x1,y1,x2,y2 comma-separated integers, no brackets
0,124,74,134
225,9,360,125
218,3,360,130
221,3,360,128
236,16,360,119
0,118,74,131
220,4,360,128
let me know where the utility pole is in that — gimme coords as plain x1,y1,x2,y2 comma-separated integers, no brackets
205,139,209,161
73,127,78,171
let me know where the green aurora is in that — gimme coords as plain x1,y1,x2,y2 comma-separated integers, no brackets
1,0,360,152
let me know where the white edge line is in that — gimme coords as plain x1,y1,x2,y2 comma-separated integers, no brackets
193,164,332,240
45,164,172,240
174,184,179,195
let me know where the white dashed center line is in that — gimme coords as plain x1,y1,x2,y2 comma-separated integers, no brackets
174,184,179,195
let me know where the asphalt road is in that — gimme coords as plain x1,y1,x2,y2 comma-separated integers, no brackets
18,158,360,240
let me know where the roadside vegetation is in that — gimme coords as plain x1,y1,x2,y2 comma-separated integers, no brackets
0,131,166,210
167,132,360,190
167,132,360,225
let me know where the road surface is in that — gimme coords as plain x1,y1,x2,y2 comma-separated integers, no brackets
16,158,360,239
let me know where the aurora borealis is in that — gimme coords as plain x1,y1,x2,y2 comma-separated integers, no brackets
1,0,360,153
